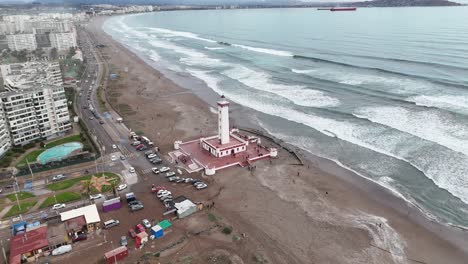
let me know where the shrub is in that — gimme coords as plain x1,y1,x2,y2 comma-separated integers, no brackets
222,226,233,235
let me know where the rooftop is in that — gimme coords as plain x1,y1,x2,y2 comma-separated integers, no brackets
10,226,48,264
60,204,100,224
204,135,245,150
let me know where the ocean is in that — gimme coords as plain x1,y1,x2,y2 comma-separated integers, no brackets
103,7,468,228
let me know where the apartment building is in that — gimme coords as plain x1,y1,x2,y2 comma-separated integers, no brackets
0,106,11,157
0,62,63,91
6,34,37,51
0,86,71,146
49,32,77,51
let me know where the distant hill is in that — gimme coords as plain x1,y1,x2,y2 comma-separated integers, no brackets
348,0,461,6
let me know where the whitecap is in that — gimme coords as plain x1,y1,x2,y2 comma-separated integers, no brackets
232,44,293,57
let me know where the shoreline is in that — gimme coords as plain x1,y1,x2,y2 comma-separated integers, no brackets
91,15,468,262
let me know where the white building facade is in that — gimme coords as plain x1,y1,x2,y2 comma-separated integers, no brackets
0,86,71,146
49,32,77,51
0,106,11,157
6,34,37,51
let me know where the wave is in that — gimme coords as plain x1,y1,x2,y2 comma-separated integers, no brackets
354,106,468,157
222,65,340,108
291,68,317,74
232,44,293,57
292,55,468,89
143,26,216,43
408,95,468,116
205,47,225,50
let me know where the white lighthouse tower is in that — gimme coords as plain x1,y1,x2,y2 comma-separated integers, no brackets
217,95,230,145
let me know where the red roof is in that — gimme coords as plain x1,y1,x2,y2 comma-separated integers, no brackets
10,226,48,264
104,246,127,258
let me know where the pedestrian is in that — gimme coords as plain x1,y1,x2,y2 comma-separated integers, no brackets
297,172,300,176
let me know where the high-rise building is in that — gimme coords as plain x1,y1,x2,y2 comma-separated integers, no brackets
49,32,77,51
0,62,63,91
0,86,71,146
0,106,11,157
6,34,37,51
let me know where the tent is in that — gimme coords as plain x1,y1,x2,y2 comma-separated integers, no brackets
158,220,172,230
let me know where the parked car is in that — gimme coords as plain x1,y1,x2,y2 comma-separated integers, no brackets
104,219,120,229
168,176,180,182
159,167,170,173
157,190,171,196
138,146,148,151
144,150,154,155
147,154,158,159
128,200,142,207
193,180,204,186
120,236,128,246
117,184,128,191
184,178,194,183
135,144,144,149
72,231,87,243
132,141,141,146
130,204,144,211
135,224,145,233
166,171,176,177
176,178,185,183
162,198,173,203
120,155,126,160
111,155,117,161
4,184,14,189
128,228,137,239
160,195,172,201
89,193,103,200
151,168,159,174
196,183,208,190
142,219,151,229
150,158,162,164
52,203,66,210
112,144,117,149
52,245,72,256
52,174,66,181
129,167,135,173
99,120,105,125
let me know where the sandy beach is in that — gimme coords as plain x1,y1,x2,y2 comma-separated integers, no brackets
87,16,468,264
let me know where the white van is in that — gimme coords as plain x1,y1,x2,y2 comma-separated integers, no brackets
104,219,120,229
52,245,72,256
132,141,141,146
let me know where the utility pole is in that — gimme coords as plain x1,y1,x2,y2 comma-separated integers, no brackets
26,158,34,190
13,179,21,211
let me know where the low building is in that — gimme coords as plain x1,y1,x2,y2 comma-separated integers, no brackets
9,226,49,264
60,204,101,233
174,198,197,219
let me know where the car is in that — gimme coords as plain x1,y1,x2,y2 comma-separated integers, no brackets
162,198,173,203
147,154,157,159
117,184,128,191
135,224,145,233
120,236,128,246
52,203,66,210
151,168,159,174
130,204,144,211
193,180,204,186
157,191,171,198
150,158,162,164
120,156,126,160
89,116,94,120
99,120,105,125
196,183,208,190
128,200,142,207
52,174,66,181
52,245,72,256
129,167,135,173
112,144,117,149
128,228,137,239
166,171,176,177
168,176,180,182
132,141,141,146
111,155,117,161
0,188,2,193
135,144,144,149
144,150,154,155
159,167,170,173
138,146,148,151
184,178,194,183
142,219,151,229
89,193,103,200
72,231,87,243
4,184,14,189
175,178,186,183
154,186,166,192
157,189,169,195
160,195,172,201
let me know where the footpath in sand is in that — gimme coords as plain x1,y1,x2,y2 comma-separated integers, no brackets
88,17,468,264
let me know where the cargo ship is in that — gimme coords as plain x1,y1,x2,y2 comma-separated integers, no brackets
330,7,357,11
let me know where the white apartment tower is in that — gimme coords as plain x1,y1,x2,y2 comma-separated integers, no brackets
0,106,11,157
0,86,71,146
6,34,37,51
49,32,77,51
217,96,230,145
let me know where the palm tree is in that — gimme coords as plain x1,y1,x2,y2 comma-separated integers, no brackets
109,180,118,197
81,179,93,198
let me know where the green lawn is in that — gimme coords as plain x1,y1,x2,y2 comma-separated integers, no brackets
46,172,120,192
6,192,35,202
39,192,82,209
3,201,37,219
16,135,83,167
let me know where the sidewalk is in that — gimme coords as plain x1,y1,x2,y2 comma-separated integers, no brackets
0,205,13,219
29,197,47,212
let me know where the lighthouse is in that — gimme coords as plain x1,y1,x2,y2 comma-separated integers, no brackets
217,95,230,145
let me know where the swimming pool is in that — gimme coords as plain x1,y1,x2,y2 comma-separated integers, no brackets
37,142,83,164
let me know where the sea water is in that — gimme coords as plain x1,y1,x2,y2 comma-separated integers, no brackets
103,7,468,228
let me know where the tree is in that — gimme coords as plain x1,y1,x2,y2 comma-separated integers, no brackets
109,180,118,197
50,48,58,60
68,47,76,58
81,179,92,197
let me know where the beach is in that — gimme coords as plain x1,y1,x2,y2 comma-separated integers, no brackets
87,15,468,264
